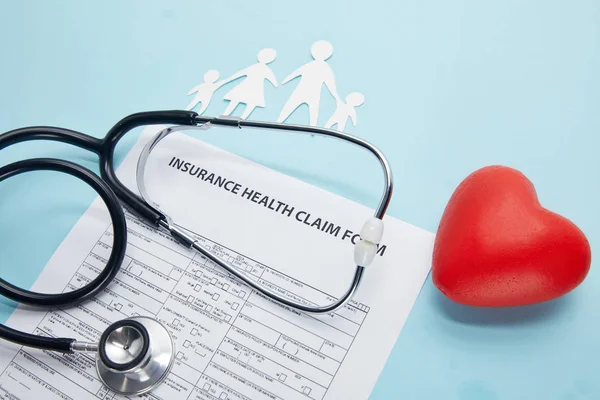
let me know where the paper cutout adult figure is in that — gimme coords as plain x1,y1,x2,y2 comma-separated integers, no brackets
221,48,278,119
277,40,340,126
325,92,365,131
186,70,227,114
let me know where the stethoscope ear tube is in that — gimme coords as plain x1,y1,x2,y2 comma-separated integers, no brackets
99,110,198,227
0,158,127,352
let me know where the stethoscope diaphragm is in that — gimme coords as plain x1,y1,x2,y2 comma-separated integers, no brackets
96,316,175,396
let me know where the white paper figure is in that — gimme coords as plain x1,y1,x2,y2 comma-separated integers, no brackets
277,40,340,126
186,70,227,114
325,92,365,131
221,48,278,119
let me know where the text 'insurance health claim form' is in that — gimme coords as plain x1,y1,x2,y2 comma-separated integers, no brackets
0,126,433,400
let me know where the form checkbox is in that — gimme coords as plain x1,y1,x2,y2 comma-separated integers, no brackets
212,293,220,301
114,303,122,311
239,291,246,298
223,283,230,291
224,314,232,322
195,270,202,277
245,265,252,272
203,383,211,391
278,373,287,382
176,351,183,360
191,328,198,336
206,305,213,312
194,284,201,292
232,302,239,311
173,319,180,327
227,256,234,264
188,295,195,303
211,278,218,285
219,391,228,399
303,387,312,395
183,340,191,348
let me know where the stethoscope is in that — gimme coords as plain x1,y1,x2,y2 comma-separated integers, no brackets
0,110,393,395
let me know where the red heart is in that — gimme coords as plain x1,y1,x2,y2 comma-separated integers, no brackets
432,165,591,307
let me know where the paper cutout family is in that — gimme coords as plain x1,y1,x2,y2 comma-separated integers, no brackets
186,40,364,131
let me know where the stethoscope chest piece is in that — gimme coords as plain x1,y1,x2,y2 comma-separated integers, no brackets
96,316,175,396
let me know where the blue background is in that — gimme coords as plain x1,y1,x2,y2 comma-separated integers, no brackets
1,1,599,399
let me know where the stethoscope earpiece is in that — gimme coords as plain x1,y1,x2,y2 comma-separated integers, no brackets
96,317,175,396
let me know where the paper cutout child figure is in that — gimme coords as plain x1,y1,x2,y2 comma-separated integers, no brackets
222,48,278,119
186,70,226,114
325,92,365,131
277,40,340,126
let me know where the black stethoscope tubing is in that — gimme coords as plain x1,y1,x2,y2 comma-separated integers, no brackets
0,110,198,353
0,110,196,225
0,158,126,352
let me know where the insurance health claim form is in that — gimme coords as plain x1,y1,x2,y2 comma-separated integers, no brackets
0,126,434,400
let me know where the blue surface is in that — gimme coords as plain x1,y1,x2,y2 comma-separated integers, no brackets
1,1,599,399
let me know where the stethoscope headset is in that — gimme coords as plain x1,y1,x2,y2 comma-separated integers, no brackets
0,110,392,395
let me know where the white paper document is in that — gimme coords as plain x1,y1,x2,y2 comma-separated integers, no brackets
0,126,434,400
